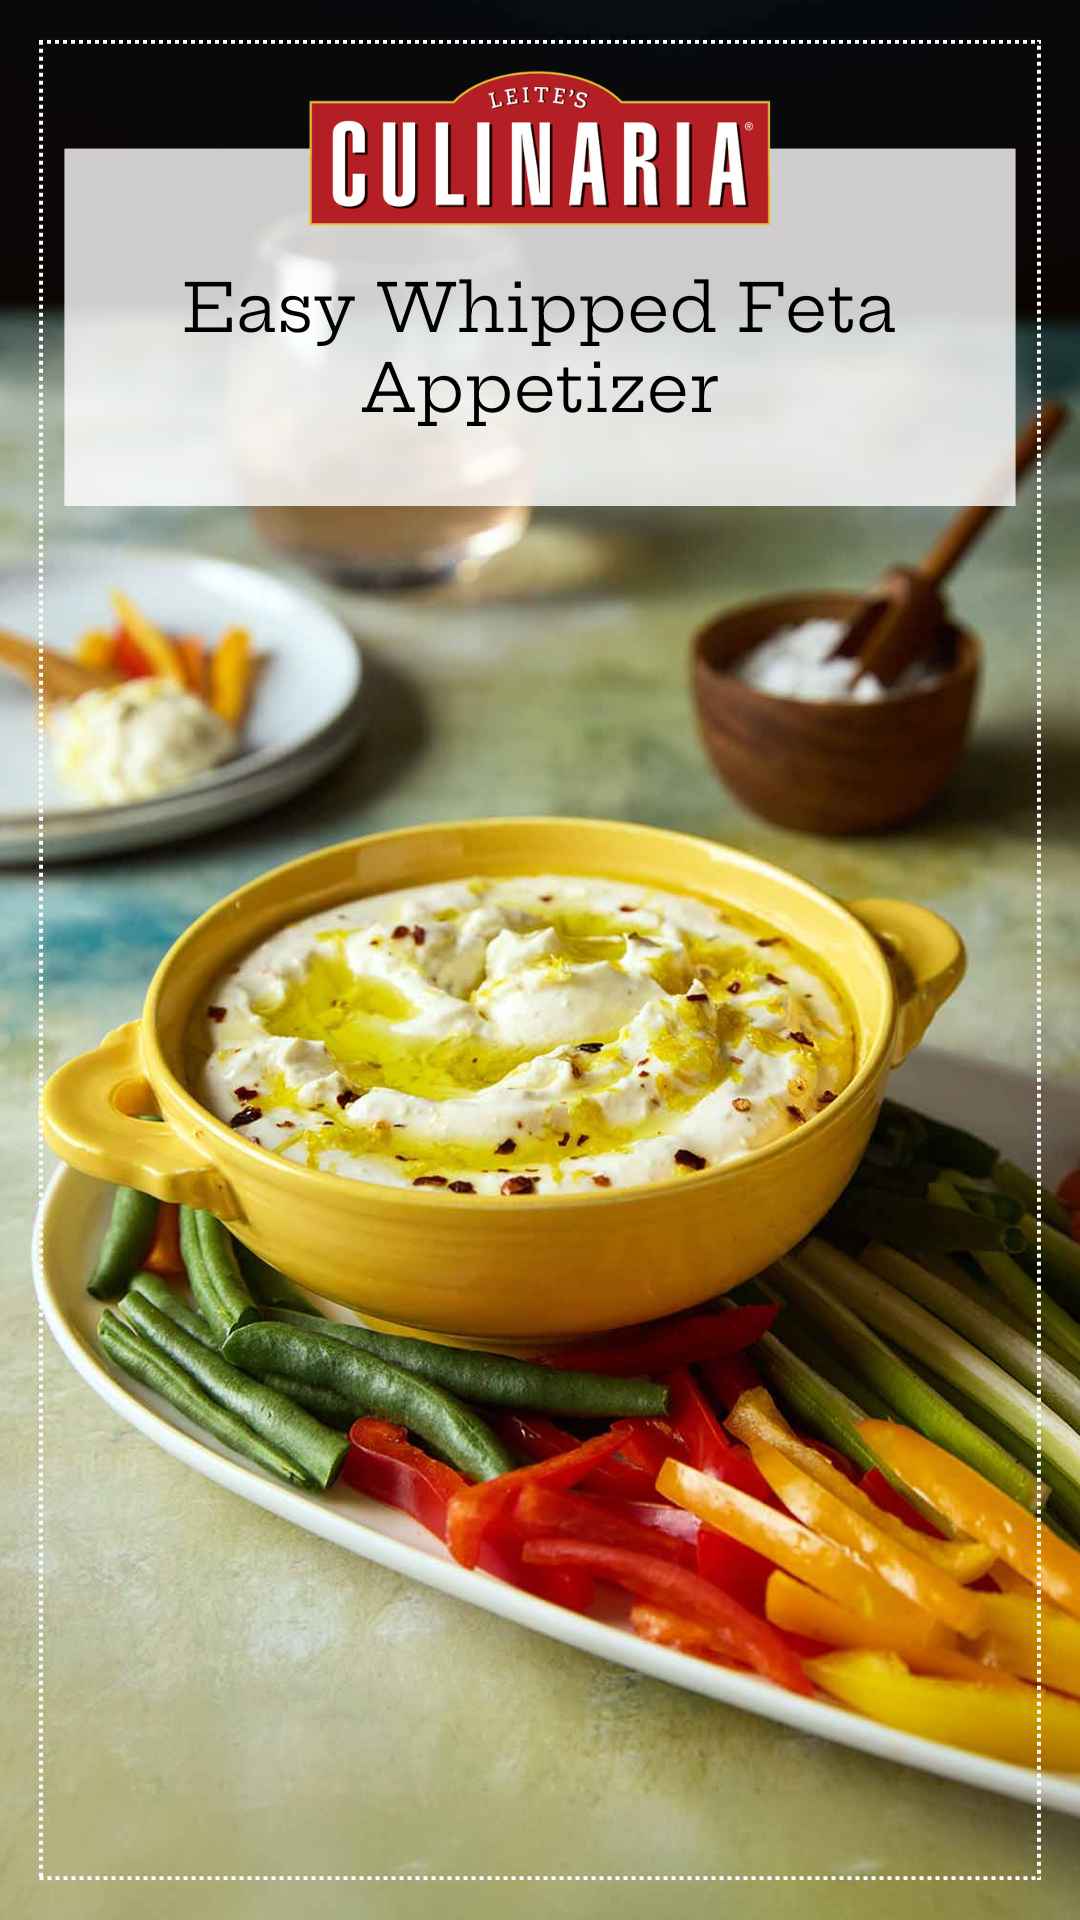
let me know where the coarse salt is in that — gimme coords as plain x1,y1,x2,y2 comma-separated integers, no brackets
734,618,939,704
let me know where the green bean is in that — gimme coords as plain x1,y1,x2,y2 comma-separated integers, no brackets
825,1189,1007,1254
178,1207,258,1341
88,1187,159,1299
264,1309,668,1418
125,1271,219,1348
234,1243,327,1317
261,1374,355,1429
223,1322,515,1482
98,1309,311,1487
121,1293,347,1490
195,1210,260,1332
179,1205,231,1343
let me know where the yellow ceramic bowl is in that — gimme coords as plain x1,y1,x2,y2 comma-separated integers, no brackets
41,819,964,1343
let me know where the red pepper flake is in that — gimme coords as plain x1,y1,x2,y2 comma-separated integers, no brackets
207,1005,227,1022
619,904,638,913
233,1085,259,1102
412,1174,447,1187
495,1137,517,1155
391,924,409,939
765,972,788,986
787,1030,813,1047
412,925,426,946
276,1120,295,1129
501,1175,537,1196
726,982,743,995
557,1131,571,1147
755,937,781,947
578,1042,603,1054
569,1059,584,1080
449,1180,475,1194
819,1090,837,1107
686,991,708,1003
732,1097,752,1113
336,1089,359,1108
229,1106,262,1129
787,1105,806,1123
576,1134,589,1146
729,1055,743,1066
539,893,553,902
593,1174,612,1187
674,1148,707,1171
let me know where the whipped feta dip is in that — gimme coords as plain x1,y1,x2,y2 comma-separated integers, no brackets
195,876,854,1196
736,618,939,704
50,677,234,806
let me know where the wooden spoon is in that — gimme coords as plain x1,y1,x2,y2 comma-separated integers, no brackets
831,402,1069,688
0,628,122,706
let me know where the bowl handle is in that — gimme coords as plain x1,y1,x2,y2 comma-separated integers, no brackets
41,1020,240,1215
845,899,966,1066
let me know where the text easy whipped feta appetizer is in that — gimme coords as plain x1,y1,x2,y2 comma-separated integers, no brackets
195,876,854,1196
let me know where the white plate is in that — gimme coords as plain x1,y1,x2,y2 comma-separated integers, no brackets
0,545,364,862
32,1047,1080,1816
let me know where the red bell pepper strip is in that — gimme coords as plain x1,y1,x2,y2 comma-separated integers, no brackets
1056,1168,1080,1210
112,627,154,679
859,1467,940,1537
703,1350,763,1411
664,1366,733,1473
615,1418,687,1478
509,1484,695,1565
632,1600,822,1666
544,1305,777,1376
446,1424,635,1569
696,1521,774,1615
493,1412,663,1500
345,1420,594,1607
520,1539,812,1694
617,1501,700,1549
344,1418,465,1540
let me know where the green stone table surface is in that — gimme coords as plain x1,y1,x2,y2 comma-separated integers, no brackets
5,316,1080,1913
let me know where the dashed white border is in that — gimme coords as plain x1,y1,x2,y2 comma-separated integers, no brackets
35,34,1046,1885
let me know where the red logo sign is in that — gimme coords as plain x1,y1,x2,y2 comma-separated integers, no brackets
310,71,770,225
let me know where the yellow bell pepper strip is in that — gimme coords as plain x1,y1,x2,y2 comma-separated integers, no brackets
75,628,116,669
750,1441,985,1639
860,1421,1080,1620
109,590,184,683
990,1559,1034,1597
764,1572,1018,1683
656,1458,947,1649
726,1388,993,1585
972,1593,1080,1697
209,626,253,729
807,1649,1080,1770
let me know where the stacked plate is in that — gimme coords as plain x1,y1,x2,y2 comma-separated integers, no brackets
0,545,365,862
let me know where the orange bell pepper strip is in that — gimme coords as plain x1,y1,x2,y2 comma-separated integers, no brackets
142,1202,184,1277
860,1421,1080,1620
764,1572,1017,1684
209,627,253,729
750,1441,985,1639
519,1537,812,1694
971,1593,1080,1697
726,1389,992,1584
175,636,207,699
74,628,116,670
109,591,184,683
656,1458,947,1649
807,1649,1080,1771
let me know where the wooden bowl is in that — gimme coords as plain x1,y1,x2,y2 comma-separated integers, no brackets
692,591,980,835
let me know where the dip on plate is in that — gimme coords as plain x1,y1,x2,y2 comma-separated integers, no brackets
195,876,855,1196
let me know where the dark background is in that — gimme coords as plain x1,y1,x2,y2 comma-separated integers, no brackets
10,8,1069,313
